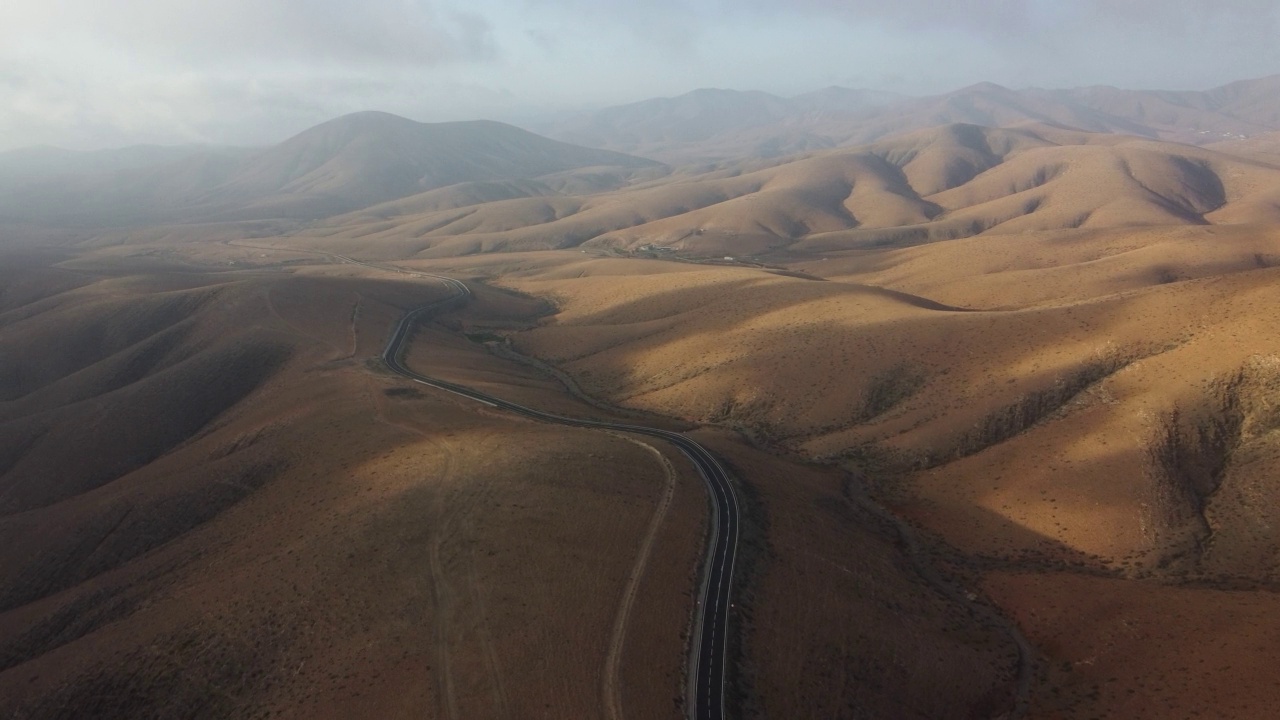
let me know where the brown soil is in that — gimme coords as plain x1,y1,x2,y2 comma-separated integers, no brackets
0,250,703,719
11,116,1280,718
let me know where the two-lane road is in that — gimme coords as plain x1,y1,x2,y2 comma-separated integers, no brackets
380,273,740,720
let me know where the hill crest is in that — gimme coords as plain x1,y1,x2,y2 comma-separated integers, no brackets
0,112,659,227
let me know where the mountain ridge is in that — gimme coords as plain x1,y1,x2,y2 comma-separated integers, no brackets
0,112,659,227
538,75,1280,164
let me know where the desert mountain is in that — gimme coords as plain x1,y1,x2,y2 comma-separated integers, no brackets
542,75,1280,164
538,87,903,164
0,112,658,227
11,72,1280,719
309,122,1280,259
209,112,658,219
1046,74,1280,143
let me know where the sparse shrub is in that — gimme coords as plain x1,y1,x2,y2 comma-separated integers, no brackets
708,396,781,446
1144,361,1280,527
464,331,505,344
935,350,1133,465
859,363,927,421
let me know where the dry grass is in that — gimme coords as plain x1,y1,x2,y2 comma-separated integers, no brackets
1147,371,1247,529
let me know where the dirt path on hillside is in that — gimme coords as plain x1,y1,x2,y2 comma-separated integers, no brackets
602,434,678,720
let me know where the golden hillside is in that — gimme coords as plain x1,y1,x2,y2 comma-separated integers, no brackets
301,123,1280,263
9,103,1280,719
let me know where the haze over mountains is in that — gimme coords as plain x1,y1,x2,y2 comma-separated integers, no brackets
0,112,655,227
6,74,1280,234
539,74,1280,164
303,121,1280,261
10,70,1280,719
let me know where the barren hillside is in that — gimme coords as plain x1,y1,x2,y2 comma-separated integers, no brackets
9,85,1280,719
0,114,658,227
0,242,1025,718
0,250,703,719
541,75,1280,164
381,176,1280,717
295,123,1280,261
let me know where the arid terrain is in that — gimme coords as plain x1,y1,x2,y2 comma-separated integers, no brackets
7,74,1280,719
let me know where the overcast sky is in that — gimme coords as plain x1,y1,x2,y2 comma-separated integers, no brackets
2,0,1278,151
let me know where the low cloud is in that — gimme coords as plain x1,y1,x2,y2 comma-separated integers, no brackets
0,0,497,69
0,0,503,149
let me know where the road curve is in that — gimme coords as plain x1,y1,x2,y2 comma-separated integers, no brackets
380,272,740,720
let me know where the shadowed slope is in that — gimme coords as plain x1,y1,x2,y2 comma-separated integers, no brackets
0,253,704,720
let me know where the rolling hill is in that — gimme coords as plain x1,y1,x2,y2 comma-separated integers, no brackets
300,122,1280,260
10,74,1280,719
391,200,1280,717
0,251,709,718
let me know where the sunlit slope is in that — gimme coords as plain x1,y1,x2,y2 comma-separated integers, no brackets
425,248,1280,574
394,212,1280,717
307,124,1280,259
804,224,1280,309
0,262,451,519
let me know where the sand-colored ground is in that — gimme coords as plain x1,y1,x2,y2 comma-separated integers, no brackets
984,571,1280,719
0,249,703,719
370,227,1280,716
279,123,1280,263
694,429,1021,718
0,234,1036,717
10,112,1280,718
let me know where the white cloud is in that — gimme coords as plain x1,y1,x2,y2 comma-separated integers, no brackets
0,0,1277,150
0,0,497,68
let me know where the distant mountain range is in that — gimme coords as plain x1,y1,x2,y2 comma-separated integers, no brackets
0,112,657,227
535,75,1280,164
6,75,1280,230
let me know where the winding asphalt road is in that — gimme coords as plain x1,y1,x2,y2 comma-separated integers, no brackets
377,271,740,720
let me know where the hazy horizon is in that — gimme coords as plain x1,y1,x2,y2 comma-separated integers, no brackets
3,0,1278,152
